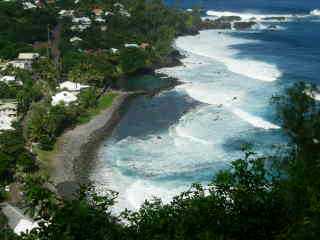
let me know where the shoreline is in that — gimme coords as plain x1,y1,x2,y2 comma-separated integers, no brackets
49,91,131,199
49,76,181,199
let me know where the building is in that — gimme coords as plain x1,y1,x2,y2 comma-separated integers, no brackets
59,81,89,92
72,17,92,25
1,203,39,236
0,75,15,83
51,91,78,106
95,17,106,23
0,75,23,85
23,2,37,9
7,60,32,70
59,10,74,17
18,53,40,61
140,43,150,49
92,8,103,16
110,48,119,54
125,43,139,48
0,100,18,131
70,36,83,43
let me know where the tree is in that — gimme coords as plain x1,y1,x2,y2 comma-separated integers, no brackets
17,79,43,115
32,58,59,94
68,63,105,87
119,48,149,74
78,88,98,109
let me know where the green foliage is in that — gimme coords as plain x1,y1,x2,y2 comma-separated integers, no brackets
78,88,98,109
0,1,56,59
0,127,35,183
17,79,43,115
26,102,77,150
13,82,320,240
119,48,149,74
68,63,105,87
0,82,18,99
32,58,59,93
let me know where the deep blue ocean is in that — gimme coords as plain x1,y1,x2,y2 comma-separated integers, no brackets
91,1,320,211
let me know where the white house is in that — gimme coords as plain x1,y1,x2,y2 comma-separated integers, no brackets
7,61,32,70
0,75,22,85
0,75,15,83
52,91,78,106
23,2,37,9
95,17,106,23
0,101,18,131
105,11,114,17
72,17,92,25
70,36,83,43
114,3,124,9
110,48,119,54
59,10,74,17
1,203,39,236
59,81,89,92
119,9,131,17
125,43,139,48
18,53,39,61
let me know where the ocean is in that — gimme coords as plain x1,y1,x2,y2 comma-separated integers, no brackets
90,1,320,211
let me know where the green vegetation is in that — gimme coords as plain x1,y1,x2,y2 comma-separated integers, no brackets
77,91,118,124
2,1,320,239
0,82,318,240
0,1,56,59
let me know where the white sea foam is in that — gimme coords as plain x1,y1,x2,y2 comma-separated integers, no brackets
310,9,320,16
125,180,183,210
92,19,285,211
180,84,280,130
175,31,282,82
251,23,286,31
206,10,306,21
230,108,280,130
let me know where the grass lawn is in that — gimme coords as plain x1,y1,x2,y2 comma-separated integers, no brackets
33,143,59,178
77,91,118,124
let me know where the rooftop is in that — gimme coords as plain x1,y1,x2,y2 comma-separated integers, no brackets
52,91,78,106
59,81,89,92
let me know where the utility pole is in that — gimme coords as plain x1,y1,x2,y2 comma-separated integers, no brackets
47,24,51,58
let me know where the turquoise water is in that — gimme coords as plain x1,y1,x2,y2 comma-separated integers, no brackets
91,2,320,211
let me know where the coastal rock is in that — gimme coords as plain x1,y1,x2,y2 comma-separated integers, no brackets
200,19,231,30
233,21,257,30
262,16,287,21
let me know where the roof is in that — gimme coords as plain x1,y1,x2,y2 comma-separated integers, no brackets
52,91,78,106
92,8,103,16
0,75,15,82
18,53,39,60
125,43,139,48
23,2,37,9
105,11,114,16
110,48,119,53
70,36,83,43
15,219,39,235
0,115,15,131
114,3,124,9
0,100,18,109
72,17,91,24
1,203,38,236
95,17,106,23
59,81,89,92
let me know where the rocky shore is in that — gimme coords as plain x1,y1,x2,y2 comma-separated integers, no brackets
50,92,130,199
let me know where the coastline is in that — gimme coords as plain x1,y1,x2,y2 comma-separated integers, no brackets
49,91,131,198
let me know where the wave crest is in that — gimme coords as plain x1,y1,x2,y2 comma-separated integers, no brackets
310,9,320,16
